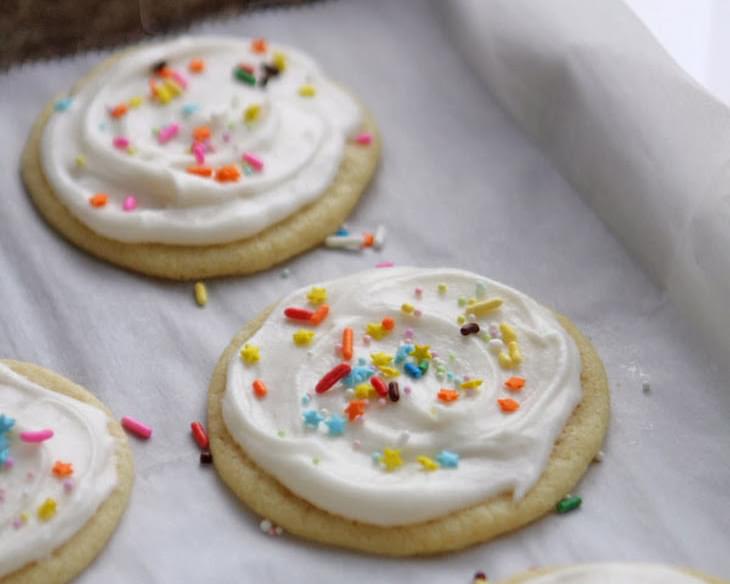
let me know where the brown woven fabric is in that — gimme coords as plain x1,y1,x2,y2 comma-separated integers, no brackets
1,0,313,69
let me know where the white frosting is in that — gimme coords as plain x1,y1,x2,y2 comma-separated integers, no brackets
222,267,582,526
0,364,118,577
524,563,706,583
41,36,363,245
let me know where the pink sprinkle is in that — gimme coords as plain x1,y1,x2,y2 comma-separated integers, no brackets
121,416,152,439
355,132,373,145
192,142,206,165
334,343,343,357
112,136,130,150
375,261,394,268
122,195,137,212
414,309,422,317
242,152,264,171
377,398,387,406
404,385,412,395
158,123,180,145
404,328,414,337
414,287,423,298
352,440,361,450
20,429,54,443
12,517,24,530
63,479,75,493
169,70,188,89
222,132,231,143
362,334,372,346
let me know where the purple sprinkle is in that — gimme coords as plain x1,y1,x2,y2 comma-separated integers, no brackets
63,479,75,493
404,385,412,395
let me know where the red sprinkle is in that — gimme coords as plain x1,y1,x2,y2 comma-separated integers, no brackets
370,376,388,397
284,307,315,321
190,422,209,450
315,363,351,394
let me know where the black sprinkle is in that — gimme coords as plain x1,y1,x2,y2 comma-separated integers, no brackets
474,572,487,581
388,381,400,403
460,322,480,336
262,63,281,77
259,75,270,88
151,60,167,73
200,449,213,464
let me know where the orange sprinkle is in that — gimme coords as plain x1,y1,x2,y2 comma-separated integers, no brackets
193,125,211,142
148,78,160,97
89,193,108,208
504,376,526,391
188,58,205,73
345,399,367,421
362,232,375,247
158,67,174,79
342,327,354,360
310,304,330,325
252,379,268,398
110,103,128,118
186,165,213,177
251,38,268,54
52,461,73,478
437,389,460,403
498,398,520,413
215,165,241,182
381,316,395,331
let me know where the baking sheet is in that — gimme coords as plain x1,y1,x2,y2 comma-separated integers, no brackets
0,0,728,581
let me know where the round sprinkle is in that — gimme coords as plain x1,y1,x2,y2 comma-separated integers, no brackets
122,195,137,211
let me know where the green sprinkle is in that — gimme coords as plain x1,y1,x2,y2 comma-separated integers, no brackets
234,68,256,85
418,360,429,374
312,457,320,465
556,495,582,514
458,296,467,307
277,430,286,438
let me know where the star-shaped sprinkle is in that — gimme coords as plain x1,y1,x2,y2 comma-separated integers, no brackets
395,344,414,364
37,498,57,521
417,455,439,471
325,415,347,436
381,448,403,471
240,343,260,365
52,461,74,478
345,399,367,421
436,450,460,468
354,383,374,399
292,329,316,346
370,352,393,366
302,410,324,428
306,287,328,305
366,323,388,340
412,345,432,362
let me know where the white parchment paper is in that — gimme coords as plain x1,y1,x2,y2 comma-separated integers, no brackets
0,1,728,582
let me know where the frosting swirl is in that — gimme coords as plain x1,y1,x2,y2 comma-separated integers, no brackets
41,36,363,245
0,364,117,577
222,267,582,526
521,563,706,583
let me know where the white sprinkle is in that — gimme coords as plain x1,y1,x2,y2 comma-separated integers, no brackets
487,339,504,353
274,526,284,536
280,268,291,279
594,450,604,463
325,235,362,250
374,224,387,249
259,519,272,532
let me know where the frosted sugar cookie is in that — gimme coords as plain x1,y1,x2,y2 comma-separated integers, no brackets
22,36,379,279
208,267,610,555
499,563,728,584
0,360,133,583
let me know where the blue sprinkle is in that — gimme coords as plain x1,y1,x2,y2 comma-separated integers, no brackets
436,450,459,468
302,410,324,428
395,343,414,365
343,365,375,387
0,414,15,434
54,97,73,112
181,103,200,117
357,357,367,366
404,362,423,379
371,451,382,463
300,394,311,406
335,227,350,236
243,165,253,176
325,414,347,436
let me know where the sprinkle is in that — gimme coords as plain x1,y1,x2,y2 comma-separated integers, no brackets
188,282,207,308
110,103,128,118
215,165,241,182
404,362,423,379
436,450,459,468
285,306,314,322
186,165,213,177
52,461,73,478
307,287,327,305
259,518,272,533
370,376,388,397
301,393,312,406
381,448,403,471
473,571,488,583
74,154,86,168
487,339,504,353
508,341,523,366
121,416,152,439
242,152,264,172
401,303,414,315
467,298,503,317
240,344,261,365
251,38,268,53
13,514,27,529
252,379,268,398
460,322,480,336
191,422,209,450
163,78,184,96
20,429,54,443
404,385,412,395
366,322,387,340
273,51,287,71
498,398,520,413
345,399,367,421
188,58,205,73
302,410,324,428
460,379,483,390
362,232,375,247
113,136,130,150
412,345,432,362
298,84,316,97
381,316,395,331
63,479,75,493
234,66,256,85
158,123,180,144
378,366,400,378
388,381,400,402
152,60,168,73
293,329,316,346
594,450,605,463
375,261,395,268
438,389,460,403
181,103,200,117
316,363,352,394
354,132,373,145
342,328,354,360
355,383,374,399
642,380,651,393
325,234,362,250
54,98,72,112
243,104,262,125
200,449,214,464
193,126,211,142
122,195,138,212
504,376,525,391
417,455,439,471
498,351,514,369
325,414,347,436
310,304,330,325
128,96,143,108
280,268,291,279
556,495,582,514
37,498,57,521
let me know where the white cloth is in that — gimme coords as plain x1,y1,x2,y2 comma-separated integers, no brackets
0,0,728,581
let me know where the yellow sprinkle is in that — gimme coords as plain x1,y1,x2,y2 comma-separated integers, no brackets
293,329,316,346
74,154,86,168
411,344,432,362
378,366,400,378
457,315,466,325
19,513,28,525
417,455,439,471
37,498,57,521
298,84,316,97
508,341,522,365
273,51,287,71
306,286,327,305
366,322,387,340
240,343,261,365
500,323,518,344
156,84,172,104
467,298,503,317
437,283,448,294
401,303,414,315
244,103,262,123
498,351,514,369
126,146,137,155
163,78,183,97
128,96,143,108
370,352,393,366
467,297,477,306
382,448,403,471
460,379,483,390
194,281,207,307
354,383,374,399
